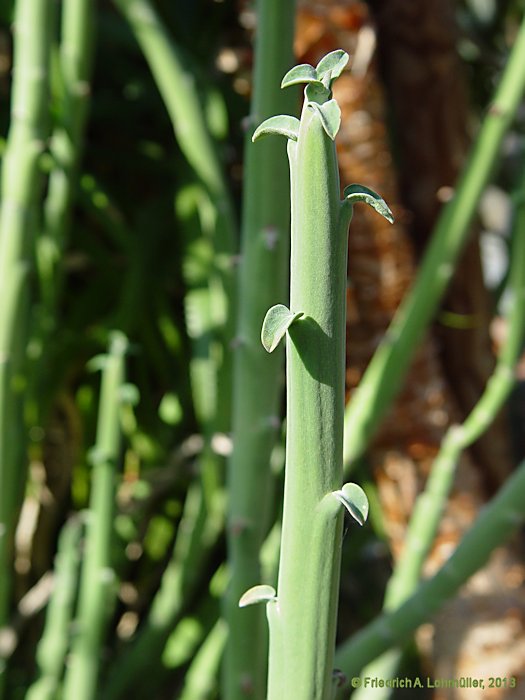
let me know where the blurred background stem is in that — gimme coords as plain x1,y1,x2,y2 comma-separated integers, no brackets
0,0,52,694
62,333,128,700
223,1,296,698
352,161,525,698
26,517,83,700
31,0,96,419
112,0,237,424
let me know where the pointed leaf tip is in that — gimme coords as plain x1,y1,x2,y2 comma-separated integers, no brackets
334,483,369,526
239,584,276,608
343,184,394,223
261,304,303,353
252,115,300,143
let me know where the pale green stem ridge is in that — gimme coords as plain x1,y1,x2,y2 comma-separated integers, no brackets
26,518,83,700
62,333,128,700
343,14,525,471
224,1,296,697
269,99,348,699
38,0,95,309
0,1,53,694
31,0,95,414
179,619,227,700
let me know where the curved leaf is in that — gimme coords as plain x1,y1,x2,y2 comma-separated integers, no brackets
308,99,341,141
252,115,300,143
333,482,369,526
343,184,394,223
261,304,303,353
239,584,277,608
281,63,319,88
316,50,349,84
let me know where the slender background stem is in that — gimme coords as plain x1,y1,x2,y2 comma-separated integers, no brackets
224,1,296,697
0,2,53,694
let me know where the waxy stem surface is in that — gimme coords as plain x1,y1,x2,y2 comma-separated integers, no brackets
245,51,392,700
274,97,348,700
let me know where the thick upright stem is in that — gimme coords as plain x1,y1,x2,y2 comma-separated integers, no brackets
0,0,52,692
33,0,95,398
224,0,295,697
26,518,83,700
62,333,127,700
272,107,348,700
244,50,391,700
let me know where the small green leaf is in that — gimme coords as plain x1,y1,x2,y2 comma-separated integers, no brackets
343,184,394,223
252,115,300,143
334,483,369,526
308,99,341,140
86,354,108,372
281,63,319,88
316,50,349,84
261,304,303,353
239,584,277,608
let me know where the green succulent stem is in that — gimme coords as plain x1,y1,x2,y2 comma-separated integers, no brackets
39,0,95,308
224,1,296,697
26,518,83,700
0,0,53,693
179,619,227,700
271,104,349,700
31,0,95,416
62,333,128,700
244,52,392,700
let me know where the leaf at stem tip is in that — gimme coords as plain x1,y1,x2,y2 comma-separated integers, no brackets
239,584,277,608
316,50,349,84
343,184,394,223
334,483,369,526
281,63,319,88
252,115,300,143
86,354,108,372
261,304,303,353
308,99,341,140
